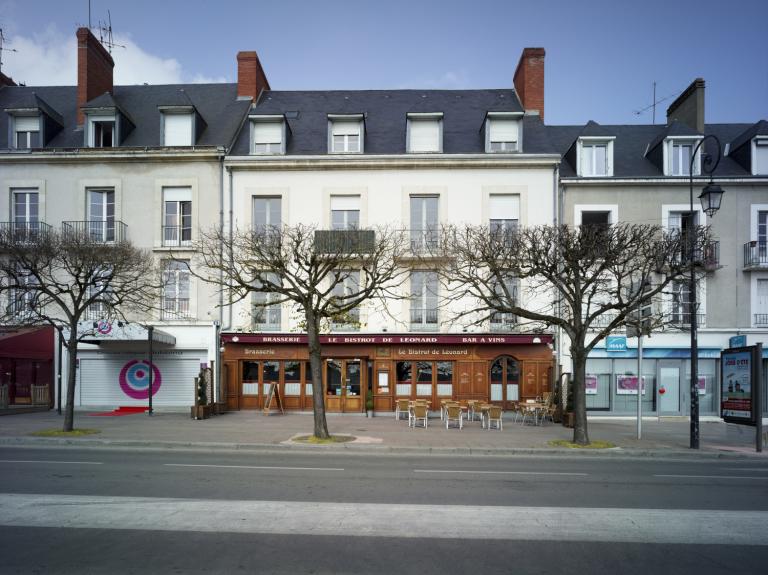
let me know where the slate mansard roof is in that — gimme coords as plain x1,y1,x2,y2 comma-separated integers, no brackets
230,89,558,156
547,121,766,179
0,83,250,149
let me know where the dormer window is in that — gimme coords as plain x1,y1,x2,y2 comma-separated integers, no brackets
251,116,286,154
329,115,363,153
407,113,442,153
665,138,701,176
753,138,768,175
577,138,614,176
485,114,521,153
162,112,193,146
13,116,40,149
88,115,116,148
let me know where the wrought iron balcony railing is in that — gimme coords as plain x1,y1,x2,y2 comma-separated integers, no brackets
161,297,190,320
62,220,128,243
754,313,768,327
666,312,706,329
490,312,518,331
407,228,441,254
314,229,375,254
162,225,193,247
410,308,438,330
0,221,53,243
744,241,768,268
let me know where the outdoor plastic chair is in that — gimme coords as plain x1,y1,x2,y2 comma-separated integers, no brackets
410,403,428,429
445,404,463,430
486,405,503,430
395,398,410,421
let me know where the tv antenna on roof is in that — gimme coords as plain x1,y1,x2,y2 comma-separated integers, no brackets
97,10,125,53
633,82,683,125
0,28,19,76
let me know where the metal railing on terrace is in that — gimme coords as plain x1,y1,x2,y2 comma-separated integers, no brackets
744,241,768,268
314,229,375,254
490,312,518,331
62,220,128,243
161,297,190,320
666,312,706,329
410,308,438,330
0,221,53,243
755,313,768,327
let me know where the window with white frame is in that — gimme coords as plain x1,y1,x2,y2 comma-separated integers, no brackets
86,267,112,320
758,210,768,246
579,139,613,176
666,139,701,176
162,113,193,146
329,117,362,153
252,196,281,236
88,115,116,148
407,114,442,153
670,279,693,327
330,270,360,329
163,187,192,246
489,194,519,237
486,116,520,152
410,270,438,329
87,189,116,242
755,279,768,326
12,189,39,239
410,196,438,252
8,265,38,319
252,120,284,154
490,273,519,331
13,116,40,149
162,260,191,320
754,139,768,175
330,196,360,230
252,272,281,331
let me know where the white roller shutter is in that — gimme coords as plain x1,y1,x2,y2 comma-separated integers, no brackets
253,122,283,144
409,118,441,152
330,195,361,211
163,186,191,202
489,118,518,143
331,120,360,136
14,116,40,132
489,195,520,220
78,352,203,407
163,114,193,146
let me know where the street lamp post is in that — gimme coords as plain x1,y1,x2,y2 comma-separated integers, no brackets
689,134,725,449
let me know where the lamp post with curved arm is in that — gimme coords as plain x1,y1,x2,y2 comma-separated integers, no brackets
688,134,725,449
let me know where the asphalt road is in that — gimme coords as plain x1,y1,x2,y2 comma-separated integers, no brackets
1,446,767,574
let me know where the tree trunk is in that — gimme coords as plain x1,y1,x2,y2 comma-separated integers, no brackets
571,344,590,445
63,332,79,432
306,309,330,439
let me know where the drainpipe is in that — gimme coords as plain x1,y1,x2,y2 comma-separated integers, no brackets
554,167,564,399
227,166,234,330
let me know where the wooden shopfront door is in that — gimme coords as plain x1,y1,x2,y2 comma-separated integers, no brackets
325,358,363,413
490,356,520,409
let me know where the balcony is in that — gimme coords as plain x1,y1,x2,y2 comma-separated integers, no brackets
587,312,620,331
252,307,281,332
62,220,128,243
744,241,768,269
410,308,438,331
664,232,720,270
162,225,193,247
314,229,375,254
666,312,706,329
407,229,440,254
755,313,768,327
490,312,518,332
0,221,53,244
161,297,190,320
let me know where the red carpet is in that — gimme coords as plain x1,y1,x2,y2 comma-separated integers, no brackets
89,406,149,417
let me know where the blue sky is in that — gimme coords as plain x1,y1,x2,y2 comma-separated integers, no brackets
1,0,766,125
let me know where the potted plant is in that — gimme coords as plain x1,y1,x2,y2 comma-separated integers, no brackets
191,371,212,420
562,376,575,428
365,388,374,418
552,377,563,423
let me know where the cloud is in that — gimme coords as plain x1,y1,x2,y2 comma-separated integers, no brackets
397,70,471,90
2,24,222,86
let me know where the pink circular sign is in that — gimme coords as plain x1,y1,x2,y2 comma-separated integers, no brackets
119,360,162,400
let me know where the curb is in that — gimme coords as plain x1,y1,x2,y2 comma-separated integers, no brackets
0,435,764,460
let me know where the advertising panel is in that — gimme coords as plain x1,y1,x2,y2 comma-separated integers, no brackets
616,375,646,395
585,374,598,395
721,349,753,422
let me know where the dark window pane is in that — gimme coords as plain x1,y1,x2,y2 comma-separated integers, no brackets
396,361,412,383
243,361,259,382
436,362,452,382
417,361,432,383
263,361,279,382
284,361,301,382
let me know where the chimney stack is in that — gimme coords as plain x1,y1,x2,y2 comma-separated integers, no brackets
514,47,545,121
666,78,705,133
237,51,270,100
76,27,114,126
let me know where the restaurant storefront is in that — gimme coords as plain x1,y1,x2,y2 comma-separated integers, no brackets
221,333,554,413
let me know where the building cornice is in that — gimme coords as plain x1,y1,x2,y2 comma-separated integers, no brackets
0,146,226,164
225,153,562,171
560,176,768,186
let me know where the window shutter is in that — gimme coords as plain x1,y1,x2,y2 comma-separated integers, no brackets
164,114,193,146
489,118,518,142
755,140,768,175
163,187,192,202
330,196,360,211
253,122,283,144
489,195,520,220
409,118,440,152
14,116,39,132
332,120,360,136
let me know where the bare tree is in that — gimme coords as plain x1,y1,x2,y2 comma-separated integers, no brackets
0,226,159,431
194,224,407,439
440,222,711,445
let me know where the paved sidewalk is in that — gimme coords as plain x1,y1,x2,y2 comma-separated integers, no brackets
0,408,766,458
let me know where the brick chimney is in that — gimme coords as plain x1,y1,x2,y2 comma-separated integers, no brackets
666,78,705,133
237,51,270,100
0,71,17,87
76,27,114,125
513,47,545,121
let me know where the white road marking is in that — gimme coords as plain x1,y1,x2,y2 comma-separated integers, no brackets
0,460,103,465
723,468,768,472
414,469,588,476
164,463,344,471
1,494,767,545
654,474,768,480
